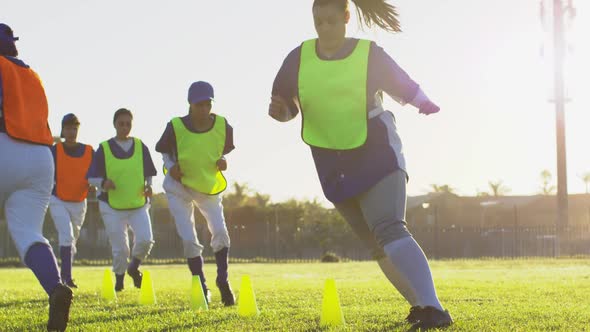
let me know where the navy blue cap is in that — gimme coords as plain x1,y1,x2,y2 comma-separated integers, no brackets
60,113,80,138
0,24,19,42
62,113,80,126
188,81,214,104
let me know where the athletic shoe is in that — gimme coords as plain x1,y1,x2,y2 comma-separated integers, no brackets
411,306,453,330
216,280,235,306
127,269,143,289
406,306,424,324
47,284,73,332
64,279,78,289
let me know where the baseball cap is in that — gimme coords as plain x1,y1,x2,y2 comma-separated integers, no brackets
62,113,80,126
60,113,80,138
0,23,19,42
188,81,214,104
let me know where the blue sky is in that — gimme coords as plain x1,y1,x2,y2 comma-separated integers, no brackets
2,1,589,205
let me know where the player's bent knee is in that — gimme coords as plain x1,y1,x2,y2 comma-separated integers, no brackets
133,240,154,259
59,236,74,248
211,238,231,253
112,247,130,259
370,248,387,260
211,230,230,249
183,241,203,258
373,221,412,248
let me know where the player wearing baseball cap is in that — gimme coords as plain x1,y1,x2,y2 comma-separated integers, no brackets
156,81,236,306
48,113,94,289
0,23,73,331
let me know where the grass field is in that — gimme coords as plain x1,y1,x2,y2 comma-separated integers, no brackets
1,259,590,331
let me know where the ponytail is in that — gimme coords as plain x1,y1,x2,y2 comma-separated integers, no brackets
351,0,400,32
313,0,401,33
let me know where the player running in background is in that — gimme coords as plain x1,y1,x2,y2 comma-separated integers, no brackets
87,108,157,292
156,81,236,306
0,23,73,331
49,113,94,289
268,1,453,329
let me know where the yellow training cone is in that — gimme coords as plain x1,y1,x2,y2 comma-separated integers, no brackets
138,270,156,305
320,279,345,327
101,269,117,302
238,275,259,317
190,275,209,311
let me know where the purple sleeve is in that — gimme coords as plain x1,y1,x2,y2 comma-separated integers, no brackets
87,145,95,171
50,145,57,185
0,69,3,108
368,42,420,105
223,120,235,155
155,121,176,155
50,145,57,162
87,145,105,179
271,46,302,118
141,142,157,177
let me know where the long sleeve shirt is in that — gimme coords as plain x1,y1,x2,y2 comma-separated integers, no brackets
271,38,429,203
86,138,157,204
155,113,235,170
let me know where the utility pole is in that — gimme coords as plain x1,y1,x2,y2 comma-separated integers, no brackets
541,0,576,229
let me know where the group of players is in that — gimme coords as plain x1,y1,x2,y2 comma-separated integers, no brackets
1,0,456,331
1,25,235,331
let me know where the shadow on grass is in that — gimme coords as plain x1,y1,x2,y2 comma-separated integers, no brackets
71,307,172,325
311,319,410,332
0,298,46,308
155,315,237,331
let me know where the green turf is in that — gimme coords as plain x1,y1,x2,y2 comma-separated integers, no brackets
1,259,590,331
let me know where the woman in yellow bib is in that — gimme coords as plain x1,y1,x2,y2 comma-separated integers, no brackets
87,108,157,292
269,0,452,329
156,81,236,306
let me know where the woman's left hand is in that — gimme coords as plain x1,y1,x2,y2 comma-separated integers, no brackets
419,100,440,115
144,185,153,198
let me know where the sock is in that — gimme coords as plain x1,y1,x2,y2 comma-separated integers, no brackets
187,256,207,290
384,236,444,311
215,247,229,284
377,257,419,306
24,243,62,295
59,246,73,282
127,257,141,273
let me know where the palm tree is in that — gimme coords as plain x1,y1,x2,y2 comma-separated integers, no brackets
579,172,590,194
476,190,491,197
488,180,511,197
429,184,455,194
223,182,251,209
540,169,556,195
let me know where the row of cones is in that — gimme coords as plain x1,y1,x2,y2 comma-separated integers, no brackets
100,269,158,305
101,269,345,327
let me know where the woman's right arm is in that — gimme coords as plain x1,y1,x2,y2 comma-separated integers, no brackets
269,47,302,122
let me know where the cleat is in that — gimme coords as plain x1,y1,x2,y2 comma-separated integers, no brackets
410,306,453,330
64,279,78,289
47,284,73,332
406,306,424,324
216,280,235,306
127,269,143,289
